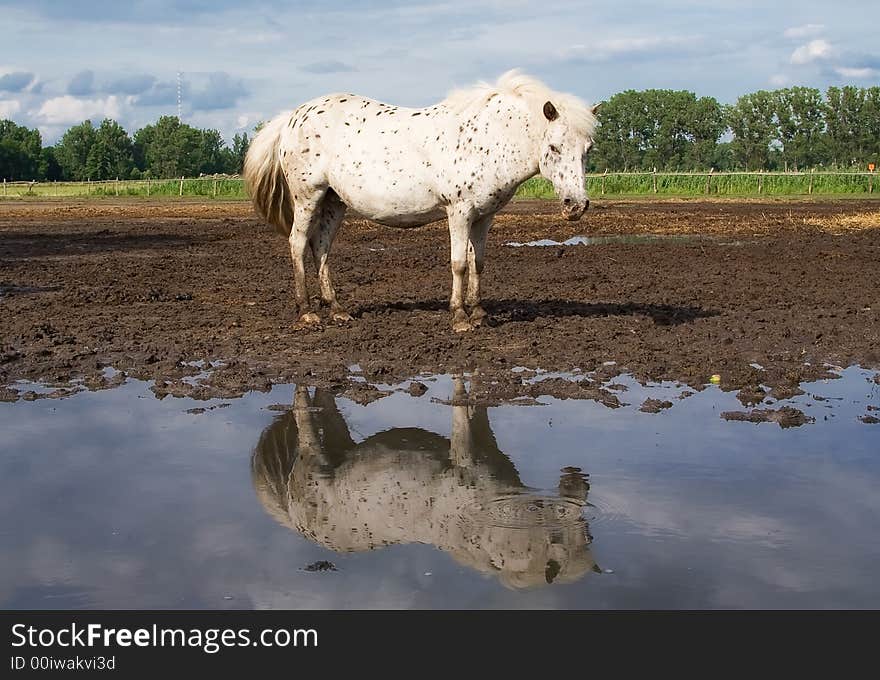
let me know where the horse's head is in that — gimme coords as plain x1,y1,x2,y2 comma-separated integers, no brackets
537,100,598,221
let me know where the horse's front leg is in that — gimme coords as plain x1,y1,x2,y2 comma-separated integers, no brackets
466,215,493,327
448,208,474,332
289,192,324,325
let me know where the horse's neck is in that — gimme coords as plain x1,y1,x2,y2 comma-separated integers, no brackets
443,99,540,186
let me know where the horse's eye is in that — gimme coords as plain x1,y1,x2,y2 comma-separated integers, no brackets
549,144,560,154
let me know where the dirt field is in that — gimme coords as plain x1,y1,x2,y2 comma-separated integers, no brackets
1,197,878,405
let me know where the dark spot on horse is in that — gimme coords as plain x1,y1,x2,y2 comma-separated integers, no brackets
411,112,421,116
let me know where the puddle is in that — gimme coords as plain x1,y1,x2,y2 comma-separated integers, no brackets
0,368,878,609
505,234,700,247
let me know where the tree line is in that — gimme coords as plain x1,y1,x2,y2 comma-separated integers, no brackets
1,84,879,180
0,116,250,181
592,85,879,171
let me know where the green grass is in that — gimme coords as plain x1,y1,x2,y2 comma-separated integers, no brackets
0,178,248,199
1,172,877,201
515,172,877,199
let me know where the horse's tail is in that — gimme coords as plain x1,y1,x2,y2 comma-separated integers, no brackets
243,112,294,236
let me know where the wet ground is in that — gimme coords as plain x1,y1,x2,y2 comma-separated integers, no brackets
1,198,879,403
1,198,879,609
1,368,878,609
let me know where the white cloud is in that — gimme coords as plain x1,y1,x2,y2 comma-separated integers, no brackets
834,66,878,79
783,24,824,39
0,99,22,118
769,73,790,87
35,95,121,125
790,39,832,65
563,35,699,62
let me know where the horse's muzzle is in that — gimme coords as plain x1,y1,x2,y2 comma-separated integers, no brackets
561,199,589,221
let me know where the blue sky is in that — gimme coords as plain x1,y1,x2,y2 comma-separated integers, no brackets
1,0,877,144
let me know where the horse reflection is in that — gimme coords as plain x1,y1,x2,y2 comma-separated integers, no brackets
251,380,598,589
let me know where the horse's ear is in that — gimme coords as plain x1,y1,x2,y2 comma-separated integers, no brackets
591,102,601,115
543,101,559,122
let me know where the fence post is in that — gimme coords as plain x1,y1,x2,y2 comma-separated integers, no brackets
601,169,607,195
758,171,763,194
213,178,217,198
869,170,874,195
652,167,657,193
2,178,5,197
147,179,151,197
705,169,713,194
179,177,184,197
808,168,814,195
115,177,119,196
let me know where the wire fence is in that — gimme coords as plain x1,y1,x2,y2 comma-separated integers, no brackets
1,170,876,199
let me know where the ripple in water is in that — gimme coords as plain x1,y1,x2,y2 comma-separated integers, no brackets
460,493,589,530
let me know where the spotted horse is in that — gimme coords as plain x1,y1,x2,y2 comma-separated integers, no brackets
244,70,599,331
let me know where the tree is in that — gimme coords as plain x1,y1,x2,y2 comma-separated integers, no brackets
0,119,43,180
55,121,97,180
197,128,226,174
134,116,216,178
775,87,825,170
230,132,249,174
135,116,185,178
865,87,880,166
591,90,652,171
824,86,880,167
686,95,727,169
591,90,724,171
84,119,135,180
727,91,777,170
40,146,62,181
710,142,734,171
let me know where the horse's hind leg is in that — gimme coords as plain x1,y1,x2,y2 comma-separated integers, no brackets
289,192,324,325
309,190,350,322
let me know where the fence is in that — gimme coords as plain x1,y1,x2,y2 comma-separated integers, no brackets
518,170,876,197
0,170,876,199
0,177,246,199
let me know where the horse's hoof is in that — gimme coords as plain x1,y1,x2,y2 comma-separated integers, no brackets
332,311,353,322
470,307,488,326
299,312,321,325
452,320,474,333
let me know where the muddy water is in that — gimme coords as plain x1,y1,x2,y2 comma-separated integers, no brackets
1,368,878,609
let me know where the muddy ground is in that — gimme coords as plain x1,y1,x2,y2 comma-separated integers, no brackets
1,197,878,406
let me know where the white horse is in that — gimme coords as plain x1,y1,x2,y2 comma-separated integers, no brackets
252,380,598,589
244,70,598,332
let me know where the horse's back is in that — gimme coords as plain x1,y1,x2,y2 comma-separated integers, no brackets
282,93,452,223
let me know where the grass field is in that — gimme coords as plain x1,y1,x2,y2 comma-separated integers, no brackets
518,171,877,198
1,171,876,200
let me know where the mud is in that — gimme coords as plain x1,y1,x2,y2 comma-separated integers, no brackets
721,407,815,429
640,398,674,413
1,198,879,405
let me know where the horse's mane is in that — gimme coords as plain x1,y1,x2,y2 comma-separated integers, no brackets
442,69,597,138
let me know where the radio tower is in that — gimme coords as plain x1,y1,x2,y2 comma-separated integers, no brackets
177,71,182,121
